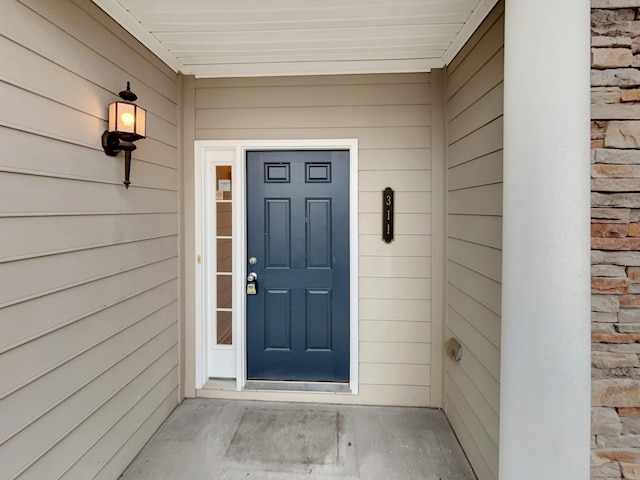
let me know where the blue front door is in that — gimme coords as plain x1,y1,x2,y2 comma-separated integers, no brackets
246,150,350,382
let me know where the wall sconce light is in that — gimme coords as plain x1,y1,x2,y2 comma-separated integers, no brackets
102,82,146,189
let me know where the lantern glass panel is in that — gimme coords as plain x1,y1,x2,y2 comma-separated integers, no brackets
108,103,117,132
116,102,136,134
135,107,146,138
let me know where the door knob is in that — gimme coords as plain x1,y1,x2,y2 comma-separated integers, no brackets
247,272,258,282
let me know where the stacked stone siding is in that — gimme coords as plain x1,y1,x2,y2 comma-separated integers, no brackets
592,2,640,478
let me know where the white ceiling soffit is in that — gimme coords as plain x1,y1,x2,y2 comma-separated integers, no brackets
92,0,499,78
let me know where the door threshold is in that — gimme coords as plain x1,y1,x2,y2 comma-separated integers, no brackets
244,380,351,393
204,378,237,391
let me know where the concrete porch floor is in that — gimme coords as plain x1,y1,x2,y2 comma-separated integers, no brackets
120,398,477,480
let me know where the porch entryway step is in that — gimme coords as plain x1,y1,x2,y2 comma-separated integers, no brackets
120,399,477,480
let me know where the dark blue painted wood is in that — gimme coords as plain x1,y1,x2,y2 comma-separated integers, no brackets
306,199,331,268
265,199,291,269
306,289,332,351
246,150,350,382
265,289,291,349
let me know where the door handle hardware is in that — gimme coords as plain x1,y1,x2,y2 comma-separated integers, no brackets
247,272,258,295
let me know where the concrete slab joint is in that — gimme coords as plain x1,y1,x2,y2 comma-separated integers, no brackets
592,1,640,478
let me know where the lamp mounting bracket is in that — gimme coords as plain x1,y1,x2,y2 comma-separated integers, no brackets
102,131,137,189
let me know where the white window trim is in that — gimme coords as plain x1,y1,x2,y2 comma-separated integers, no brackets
194,139,359,394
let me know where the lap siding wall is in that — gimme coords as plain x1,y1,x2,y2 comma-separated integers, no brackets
0,0,180,478
444,3,504,480
194,73,435,406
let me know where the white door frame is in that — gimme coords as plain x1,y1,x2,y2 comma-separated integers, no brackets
194,139,359,394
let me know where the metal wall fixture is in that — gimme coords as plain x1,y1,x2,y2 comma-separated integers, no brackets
101,82,146,188
445,337,463,362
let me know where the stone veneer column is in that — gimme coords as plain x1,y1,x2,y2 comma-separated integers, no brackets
500,0,591,478
591,2,640,479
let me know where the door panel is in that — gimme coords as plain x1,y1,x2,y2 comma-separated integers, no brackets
265,199,291,268
306,289,332,351
264,289,291,350
246,150,349,382
306,199,332,268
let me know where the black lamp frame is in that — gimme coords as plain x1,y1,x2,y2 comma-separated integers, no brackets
102,131,137,188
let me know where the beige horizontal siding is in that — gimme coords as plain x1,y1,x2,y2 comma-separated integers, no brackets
359,148,432,171
448,239,502,282
0,213,178,262
444,2,504,480
448,151,502,191
360,235,432,257
196,126,431,150
359,191,431,214
2,344,178,478
0,237,176,307
448,117,503,169
0,260,177,353
357,256,431,278
0,172,178,215
360,363,431,386
446,384,497,480
360,342,431,365
196,83,431,108
195,73,433,407
0,128,175,182
449,262,501,316
359,278,431,300
448,214,502,249
197,105,431,129
448,84,503,144
447,49,504,122
12,0,176,102
448,285,500,350
447,13,504,98
0,285,178,397
448,308,500,387
0,1,179,479
360,299,431,322
360,320,431,343
448,181,503,216
0,310,177,447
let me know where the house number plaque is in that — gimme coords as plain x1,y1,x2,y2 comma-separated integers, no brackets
382,187,394,243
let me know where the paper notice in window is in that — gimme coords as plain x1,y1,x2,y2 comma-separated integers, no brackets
218,179,231,192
